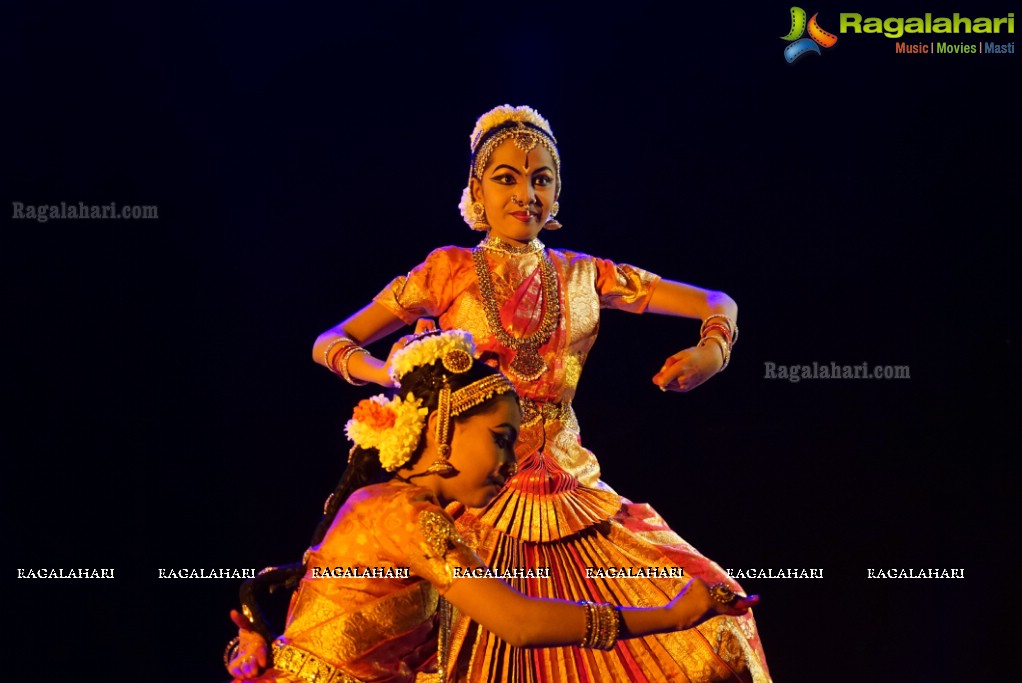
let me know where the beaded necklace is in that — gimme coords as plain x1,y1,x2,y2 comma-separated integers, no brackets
472,238,559,381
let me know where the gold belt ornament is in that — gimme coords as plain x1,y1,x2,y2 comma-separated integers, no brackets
519,398,577,429
271,640,365,683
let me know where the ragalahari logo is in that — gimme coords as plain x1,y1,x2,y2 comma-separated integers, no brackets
781,7,838,63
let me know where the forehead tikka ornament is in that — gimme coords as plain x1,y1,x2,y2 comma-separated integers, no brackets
470,122,561,186
511,129,539,153
427,372,517,477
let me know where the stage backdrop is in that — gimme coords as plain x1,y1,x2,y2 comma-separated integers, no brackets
7,1,1018,681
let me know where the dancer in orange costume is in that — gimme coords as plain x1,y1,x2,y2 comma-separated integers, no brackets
314,106,770,682
224,331,758,682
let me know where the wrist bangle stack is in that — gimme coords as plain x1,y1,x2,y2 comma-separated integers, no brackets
699,314,738,372
699,336,730,370
323,336,370,386
577,601,620,650
700,313,739,344
223,636,241,668
579,602,595,647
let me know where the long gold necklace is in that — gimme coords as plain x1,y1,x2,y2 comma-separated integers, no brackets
437,596,451,681
472,240,560,381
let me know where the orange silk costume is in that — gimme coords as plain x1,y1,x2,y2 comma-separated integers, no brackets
247,481,480,682
374,243,772,682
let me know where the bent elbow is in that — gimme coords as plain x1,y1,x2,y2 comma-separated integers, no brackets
707,290,737,315
488,616,534,648
499,624,530,649
312,334,328,363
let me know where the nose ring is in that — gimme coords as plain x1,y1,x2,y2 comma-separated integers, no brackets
510,195,526,207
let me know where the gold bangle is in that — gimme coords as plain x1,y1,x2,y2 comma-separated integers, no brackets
323,336,370,385
223,636,241,668
592,603,619,650
602,605,622,650
699,335,730,372
578,601,596,648
323,336,354,368
700,314,738,345
337,344,370,386
578,601,618,650
700,323,732,346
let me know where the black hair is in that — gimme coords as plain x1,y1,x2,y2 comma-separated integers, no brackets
239,352,514,643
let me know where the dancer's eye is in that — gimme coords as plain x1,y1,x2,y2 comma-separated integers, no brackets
492,431,516,450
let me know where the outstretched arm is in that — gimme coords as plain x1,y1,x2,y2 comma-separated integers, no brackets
646,279,737,322
313,303,433,387
443,574,756,649
646,279,738,392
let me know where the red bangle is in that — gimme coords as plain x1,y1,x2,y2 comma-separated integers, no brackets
700,323,732,346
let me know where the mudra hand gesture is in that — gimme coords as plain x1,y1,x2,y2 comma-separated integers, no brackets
653,343,724,393
666,578,759,630
225,610,268,680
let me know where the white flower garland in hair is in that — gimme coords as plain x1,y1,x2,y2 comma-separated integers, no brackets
345,393,428,472
459,104,560,227
469,104,555,150
388,330,476,383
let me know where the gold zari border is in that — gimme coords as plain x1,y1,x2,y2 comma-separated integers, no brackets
271,640,367,683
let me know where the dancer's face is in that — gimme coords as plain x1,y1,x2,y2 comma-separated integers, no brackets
440,395,520,508
471,140,557,246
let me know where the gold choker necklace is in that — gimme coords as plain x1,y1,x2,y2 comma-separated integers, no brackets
478,235,545,255
472,246,559,381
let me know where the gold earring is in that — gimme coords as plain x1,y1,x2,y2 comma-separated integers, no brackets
470,201,489,232
544,201,562,231
426,381,457,476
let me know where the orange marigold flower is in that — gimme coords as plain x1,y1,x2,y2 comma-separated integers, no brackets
352,399,396,429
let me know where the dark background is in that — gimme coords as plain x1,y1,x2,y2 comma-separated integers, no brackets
5,1,1018,681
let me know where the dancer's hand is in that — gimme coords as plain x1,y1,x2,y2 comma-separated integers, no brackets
653,344,723,392
382,319,438,386
226,609,268,680
666,578,759,630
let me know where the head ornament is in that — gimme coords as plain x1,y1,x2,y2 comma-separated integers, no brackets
345,330,515,473
458,105,562,228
